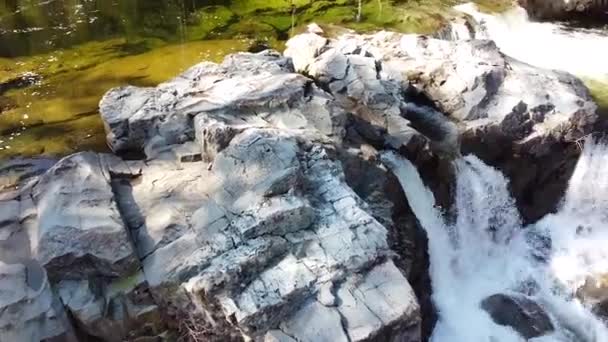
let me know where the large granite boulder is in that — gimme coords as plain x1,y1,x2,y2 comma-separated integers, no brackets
285,28,597,223
99,50,346,157
0,153,167,341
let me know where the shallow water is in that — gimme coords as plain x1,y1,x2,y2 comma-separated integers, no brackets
0,0,511,160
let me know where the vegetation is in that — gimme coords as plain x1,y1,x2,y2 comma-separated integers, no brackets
585,79,608,118
0,0,514,160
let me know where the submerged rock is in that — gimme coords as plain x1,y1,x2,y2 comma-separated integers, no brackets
481,293,554,339
0,72,41,95
0,95,16,113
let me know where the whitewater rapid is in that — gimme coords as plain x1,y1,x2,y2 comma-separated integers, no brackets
382,138,608,342
454,3,608,83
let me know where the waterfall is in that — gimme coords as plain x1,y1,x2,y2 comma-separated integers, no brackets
453,3,608,82
382,138,608,341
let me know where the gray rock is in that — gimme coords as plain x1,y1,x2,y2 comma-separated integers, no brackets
285,30,597,158
32,152,138,280
99,50,345,157
518,0,607,19
120,131,418,340
285,29,599,226
481,293,555,339
96,49,420,341
0,261,73,341
576,274,608,319
56,271,163,341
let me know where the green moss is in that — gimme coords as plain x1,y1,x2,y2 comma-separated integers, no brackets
300,5,356,25
230,0,312,15
472,0,514,13
585,79,608,118
0,38,250,160
109,271,146,294
219,20,280,48
184,6,236,40
259,14,295,33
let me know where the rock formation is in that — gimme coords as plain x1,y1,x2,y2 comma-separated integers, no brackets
0,24,600,341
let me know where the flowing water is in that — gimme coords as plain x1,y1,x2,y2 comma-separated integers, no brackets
454,3,608,114
383,138,608,342
455,3,608,83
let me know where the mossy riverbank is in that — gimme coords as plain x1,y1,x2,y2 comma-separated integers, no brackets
0,0,514,160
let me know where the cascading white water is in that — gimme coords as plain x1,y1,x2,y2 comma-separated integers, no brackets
382,138,608,342
454,3,608,83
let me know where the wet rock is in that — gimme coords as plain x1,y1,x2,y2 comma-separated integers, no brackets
0,72,41,95
481,293,554,339
0,95,16,113
576,274,608,319
518,0,608,20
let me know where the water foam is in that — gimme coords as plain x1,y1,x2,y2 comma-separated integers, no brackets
455,3,608,83
382,138,608,341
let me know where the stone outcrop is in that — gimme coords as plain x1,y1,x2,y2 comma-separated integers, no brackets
2,47,423,341
0,24,601,341
285,29,597,159
284,28,597,222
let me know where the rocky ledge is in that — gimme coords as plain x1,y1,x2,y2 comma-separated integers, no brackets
0,25,599,341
